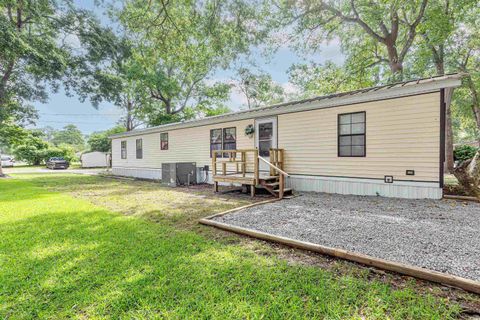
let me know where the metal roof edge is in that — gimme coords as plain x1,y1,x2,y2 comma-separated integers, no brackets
110,74,463,139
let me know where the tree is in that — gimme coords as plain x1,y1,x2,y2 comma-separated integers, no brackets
70,25,150,131
410,0,477,172
0,0,97,175
51,125,85,151
31,126,57,143
274,0,428,79
235,68,285,109
12,133,50,166
0,0,97,111
288,61,377,97
118,0,265,122
88,126,126,153
0,120,28,176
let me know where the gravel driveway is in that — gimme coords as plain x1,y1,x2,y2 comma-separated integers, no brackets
213,193,480,281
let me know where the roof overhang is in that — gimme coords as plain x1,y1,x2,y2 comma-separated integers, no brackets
110,74,463,139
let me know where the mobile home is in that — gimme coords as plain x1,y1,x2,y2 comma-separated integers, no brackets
110,74,462,199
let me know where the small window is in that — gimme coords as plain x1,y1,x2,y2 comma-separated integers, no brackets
338,112,366,157
121,141,127,159
160,133,168,150
136,139,143,159
210,129,222,157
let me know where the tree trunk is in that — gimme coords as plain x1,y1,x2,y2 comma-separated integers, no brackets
126,101,134,131
445,105,455,172
463,75,480,147
385,42,403,77
453,151,480,199
434,58,454,173
0,158,4,177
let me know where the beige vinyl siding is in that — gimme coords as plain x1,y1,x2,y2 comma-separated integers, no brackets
278,92,440,182
112,92,441,183
112,119,254,170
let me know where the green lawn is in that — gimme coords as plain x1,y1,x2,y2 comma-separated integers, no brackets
0,174,465,319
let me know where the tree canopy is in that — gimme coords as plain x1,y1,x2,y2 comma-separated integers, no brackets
88,126,126,153
236,67,286,109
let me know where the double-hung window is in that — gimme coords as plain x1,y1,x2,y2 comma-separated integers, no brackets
222,127,236,153
121,141,127,159
338,112,366,157
210,127,236,157
160,133,168,150
210,129,222,157
136,139,143,159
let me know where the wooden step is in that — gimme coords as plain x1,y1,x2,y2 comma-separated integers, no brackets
273,188,293,194
260,176,279,181
264,182,279,188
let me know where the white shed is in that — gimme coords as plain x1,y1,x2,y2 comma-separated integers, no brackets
80,151,111,168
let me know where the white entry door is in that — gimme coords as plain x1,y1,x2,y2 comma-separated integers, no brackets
255,117,277,172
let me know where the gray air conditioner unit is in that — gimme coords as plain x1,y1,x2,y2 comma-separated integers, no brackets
162,162,197,187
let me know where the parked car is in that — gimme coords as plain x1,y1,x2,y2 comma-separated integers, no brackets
46,157,69,170
1,155,15,167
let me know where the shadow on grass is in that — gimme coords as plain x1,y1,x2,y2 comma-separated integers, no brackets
12,174,252,229
1,206,461,319
0,175,463,318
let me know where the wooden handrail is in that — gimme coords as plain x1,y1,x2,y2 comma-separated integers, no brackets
212,149,289,199
212,149,258,154
258,156,289,177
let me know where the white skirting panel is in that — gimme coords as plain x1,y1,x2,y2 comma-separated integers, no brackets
112,167,162,180
111,167,210,183
111,167,442,199
286,175,442,199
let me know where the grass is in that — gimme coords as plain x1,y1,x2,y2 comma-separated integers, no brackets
0,174,465,319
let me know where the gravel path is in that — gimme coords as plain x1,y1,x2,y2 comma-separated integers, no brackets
213,193,480,281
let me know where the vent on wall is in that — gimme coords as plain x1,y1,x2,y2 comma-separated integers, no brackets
384,176,394,183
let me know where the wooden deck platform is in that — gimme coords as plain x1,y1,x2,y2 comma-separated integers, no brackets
212,149,292,198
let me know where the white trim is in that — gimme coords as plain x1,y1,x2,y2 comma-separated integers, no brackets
110,75,463,139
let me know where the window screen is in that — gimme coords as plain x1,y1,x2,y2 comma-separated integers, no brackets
258,122,273,157
210,128,236,157
121,141,127,159
160,133,168,150
136,139,143,159
223,127,236,156
338,112,366,157
210,129,222,157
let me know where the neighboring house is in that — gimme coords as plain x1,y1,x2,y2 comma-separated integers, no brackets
110,74,462,199
80,151,111,168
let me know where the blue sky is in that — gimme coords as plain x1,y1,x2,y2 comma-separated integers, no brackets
32,1,344,135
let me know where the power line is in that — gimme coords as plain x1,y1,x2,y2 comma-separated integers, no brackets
39,113,123,116
35,120,117,124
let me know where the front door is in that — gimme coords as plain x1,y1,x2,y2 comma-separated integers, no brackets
255,117,277,172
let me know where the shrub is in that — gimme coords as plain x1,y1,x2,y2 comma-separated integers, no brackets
14,136,77,165
454,144,479,162
43,144,76,163
13,136,50,165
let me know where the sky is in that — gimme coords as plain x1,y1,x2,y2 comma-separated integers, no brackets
31,1,344,135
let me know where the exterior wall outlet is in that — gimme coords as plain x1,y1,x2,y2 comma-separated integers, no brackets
384,176,394,183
